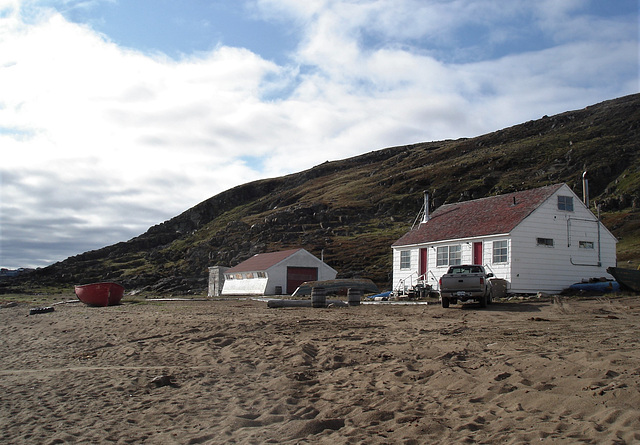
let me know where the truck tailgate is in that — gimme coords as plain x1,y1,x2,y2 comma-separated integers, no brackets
441,275,483,292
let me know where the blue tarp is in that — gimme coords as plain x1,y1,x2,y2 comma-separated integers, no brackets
366,291,392,300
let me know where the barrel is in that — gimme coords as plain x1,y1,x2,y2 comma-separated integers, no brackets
347,288,362,306
311,287,327,308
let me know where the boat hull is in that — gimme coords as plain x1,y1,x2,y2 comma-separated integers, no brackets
75,282,125,306
607,267,640,293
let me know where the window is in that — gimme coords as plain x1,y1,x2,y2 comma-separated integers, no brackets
400,250,411,269
537,237,554,247
436,245,462,266
558,195,574,211
450,265,483,274
579,241,594,249
493,240,508,263
245,272,254,279
257,272,266,278
226,274,234,280
449,245,462,265
436,247,448,266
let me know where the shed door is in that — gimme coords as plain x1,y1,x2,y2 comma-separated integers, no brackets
287,267,318,294
473,242,483,265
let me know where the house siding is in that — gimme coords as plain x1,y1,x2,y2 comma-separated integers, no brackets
478,237,512,284
411,235,512,291
392,248,421,291
509,185,616,293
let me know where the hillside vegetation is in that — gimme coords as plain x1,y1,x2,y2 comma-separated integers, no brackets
6,94,640,294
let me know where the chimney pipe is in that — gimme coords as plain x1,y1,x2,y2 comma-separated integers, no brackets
422,191,430,223
582,171,589,207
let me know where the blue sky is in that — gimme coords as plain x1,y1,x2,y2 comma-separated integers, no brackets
1,0,638,269
54,1,298,62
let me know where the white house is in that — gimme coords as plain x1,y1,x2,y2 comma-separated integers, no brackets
220,248,338,296
391,183,617,295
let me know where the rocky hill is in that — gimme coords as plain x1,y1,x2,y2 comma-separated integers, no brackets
5,94,640,294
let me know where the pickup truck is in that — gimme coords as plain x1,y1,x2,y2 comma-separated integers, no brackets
439,265,494,308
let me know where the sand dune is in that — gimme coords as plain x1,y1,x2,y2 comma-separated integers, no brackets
1,295,639,444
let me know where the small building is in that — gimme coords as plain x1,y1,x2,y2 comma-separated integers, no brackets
391,183,617,295
220,248,338,296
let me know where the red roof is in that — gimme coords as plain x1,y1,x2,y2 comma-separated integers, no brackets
226,248,304,273
393,184,565,247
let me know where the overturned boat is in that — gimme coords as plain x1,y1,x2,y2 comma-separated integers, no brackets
606,267,640,293
75,282,125,306
292,278,379,297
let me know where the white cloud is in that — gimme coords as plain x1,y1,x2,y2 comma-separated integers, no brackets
1,0,637,268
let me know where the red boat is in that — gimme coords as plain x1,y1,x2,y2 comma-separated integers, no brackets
74,282,125,306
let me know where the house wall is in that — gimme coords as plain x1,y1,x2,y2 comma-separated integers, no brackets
509,186,616,293
393,235,513,292
391,247,420,292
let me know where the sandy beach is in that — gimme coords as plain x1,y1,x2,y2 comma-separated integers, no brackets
1,294,639,444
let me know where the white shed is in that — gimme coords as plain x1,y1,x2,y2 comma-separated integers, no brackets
221,248,338,296
392,183,617,295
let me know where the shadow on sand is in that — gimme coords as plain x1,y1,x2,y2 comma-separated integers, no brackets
456,300,548,313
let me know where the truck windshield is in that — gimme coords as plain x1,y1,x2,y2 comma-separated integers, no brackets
450,266,482,274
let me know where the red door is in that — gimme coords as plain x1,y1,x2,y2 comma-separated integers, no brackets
473,242,483,265
419,248,428,279
287,267,318,294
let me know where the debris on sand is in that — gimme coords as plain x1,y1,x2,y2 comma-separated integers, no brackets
28,306,55,315
149,375,178,388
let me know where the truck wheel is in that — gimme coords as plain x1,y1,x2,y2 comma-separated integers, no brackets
441,297,450,308
488,290,493,305
479,293,487,308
